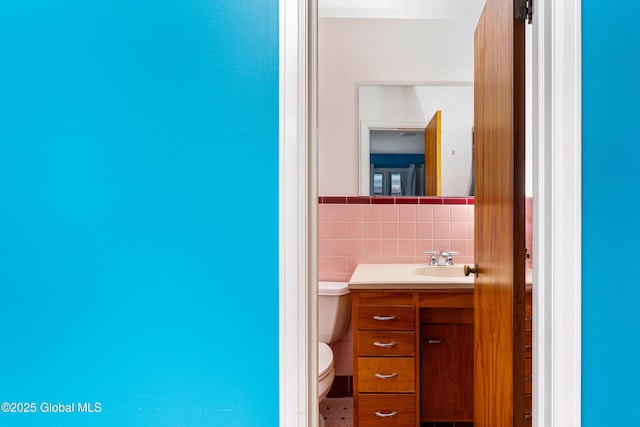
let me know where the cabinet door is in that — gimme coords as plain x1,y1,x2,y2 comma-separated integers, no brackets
420,324,474,421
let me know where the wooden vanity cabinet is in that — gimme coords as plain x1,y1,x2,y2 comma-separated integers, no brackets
351,289,473,427
420,308,474,423
352,291,417,426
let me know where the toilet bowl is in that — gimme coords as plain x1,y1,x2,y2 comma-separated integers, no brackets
318,342,335,402
317,281,350,405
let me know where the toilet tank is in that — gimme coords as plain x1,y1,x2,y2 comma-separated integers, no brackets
318,281,351,344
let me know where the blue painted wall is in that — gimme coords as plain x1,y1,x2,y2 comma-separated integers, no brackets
583,2,640,424
0,1,279,426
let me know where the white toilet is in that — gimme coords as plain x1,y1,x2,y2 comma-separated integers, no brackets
318,281,351,425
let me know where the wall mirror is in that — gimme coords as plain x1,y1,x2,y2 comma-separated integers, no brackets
359,84,474,196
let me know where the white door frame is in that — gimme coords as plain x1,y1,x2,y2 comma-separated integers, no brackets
359,120,426,196
279,1,581,426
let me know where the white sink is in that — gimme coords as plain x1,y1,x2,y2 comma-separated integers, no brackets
409,265,466,278
348,263,474,289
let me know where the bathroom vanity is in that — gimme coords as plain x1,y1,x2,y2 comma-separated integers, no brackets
348,264,532,427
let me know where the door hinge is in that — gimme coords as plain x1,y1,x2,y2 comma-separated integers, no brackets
515,0,533,24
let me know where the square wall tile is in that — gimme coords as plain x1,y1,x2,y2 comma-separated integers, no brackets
416,205,434,222
399,222,416,239
330,222,347,238
399,240,416,257
381,205,399,222
319,221,331,238
450,222,467,239
347,239,365,256
331,239,348,257
433,205,451,222
451,205,467,222
398,205,417,222
381,223,399,239
363,205,382,221
416,222,434,240
364,240,382,258
364,222,381,239
433,223,451,240
347,222,365,239
381,240,399,258
347,205,364,222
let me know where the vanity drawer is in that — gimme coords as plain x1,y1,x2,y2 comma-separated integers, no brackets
358,357,415,392
357,305,415,331
357,331,415,357
357,393,415,427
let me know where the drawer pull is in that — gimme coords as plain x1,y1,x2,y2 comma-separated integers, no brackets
373,315,397,321
525,344,533,350
374,372,398,379
525,414,533,420
374,410,398,418
373,341,398,348
426,339,443,344
525,317,533,322
525,376,532,381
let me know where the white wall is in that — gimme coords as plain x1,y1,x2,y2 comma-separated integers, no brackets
319,18,476,195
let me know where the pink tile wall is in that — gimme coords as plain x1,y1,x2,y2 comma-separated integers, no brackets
319,199,475,283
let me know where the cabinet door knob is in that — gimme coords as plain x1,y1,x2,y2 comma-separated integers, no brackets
373,341,398,348
374,411,398,418
425,339,443,344
374,372,398,379
464,264,478,277
372,315,397,321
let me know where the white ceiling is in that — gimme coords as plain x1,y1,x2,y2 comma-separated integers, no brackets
318,0,486,22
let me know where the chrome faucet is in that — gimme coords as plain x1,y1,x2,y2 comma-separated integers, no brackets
424,251,438,265
438,250,457,266
424,250,459,266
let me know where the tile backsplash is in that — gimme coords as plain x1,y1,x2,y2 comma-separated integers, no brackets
319,196,475,282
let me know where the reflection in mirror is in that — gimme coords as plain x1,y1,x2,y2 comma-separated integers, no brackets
359,85,474,196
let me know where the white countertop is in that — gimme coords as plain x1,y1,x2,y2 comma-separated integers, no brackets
348,263,533,290
348,263,474,290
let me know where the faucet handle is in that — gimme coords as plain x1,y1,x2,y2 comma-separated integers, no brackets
423,251,438,265
440,250,459,265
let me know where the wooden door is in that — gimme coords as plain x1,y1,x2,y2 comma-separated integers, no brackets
424,110,441,196
473,0,526,425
